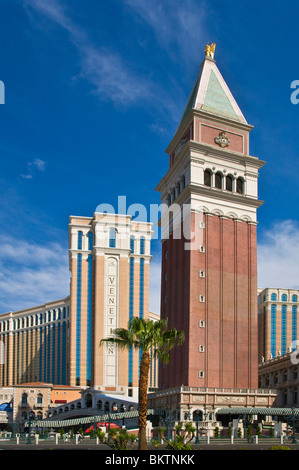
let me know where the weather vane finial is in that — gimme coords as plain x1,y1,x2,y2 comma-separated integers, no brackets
204,42,216,59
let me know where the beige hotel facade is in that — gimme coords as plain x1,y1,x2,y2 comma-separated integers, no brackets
0,212,158,399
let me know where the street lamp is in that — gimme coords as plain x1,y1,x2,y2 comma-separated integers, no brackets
26,411,35,445
290,408,297,444
165,415,171,441
107,411,111,443
122,405,126,427
194,410,200,444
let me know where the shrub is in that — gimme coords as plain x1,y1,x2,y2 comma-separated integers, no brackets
269,445,291,451
98,428,137,450
159,422,196,450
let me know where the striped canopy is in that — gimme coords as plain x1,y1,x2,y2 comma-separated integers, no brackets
217,407,299,416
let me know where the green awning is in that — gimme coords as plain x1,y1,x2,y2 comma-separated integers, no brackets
217,407,299,416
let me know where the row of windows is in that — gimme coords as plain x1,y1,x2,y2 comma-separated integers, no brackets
0,308,69,332
166,175,186,206
270,304,298,358
269,293,298,302
204,169,244,194
7,321,68,385
109,229,146,254
77,229,147,253
21,392,43,405
77,231,93,250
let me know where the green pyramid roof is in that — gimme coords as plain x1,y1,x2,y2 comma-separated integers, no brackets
178,58,247,129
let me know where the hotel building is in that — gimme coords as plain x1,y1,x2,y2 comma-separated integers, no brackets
0,298,70,387
258,288,299,362
68,212,154,397
0,212,158,398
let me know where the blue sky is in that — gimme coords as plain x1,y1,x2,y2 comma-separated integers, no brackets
1,0,299,314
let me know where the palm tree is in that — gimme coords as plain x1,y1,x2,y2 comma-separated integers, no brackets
100,317,184,450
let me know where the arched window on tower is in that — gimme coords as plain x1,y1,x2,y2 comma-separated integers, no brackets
237,177,244,194
226,174,233,192
215,172,222,189
204,169,212,187
109,228,116,248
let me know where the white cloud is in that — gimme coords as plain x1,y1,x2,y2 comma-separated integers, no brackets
257,220,299,289
20,158,46,179
0,235,70,313
23,0,155,107
29,158,46,171
123,0,208,66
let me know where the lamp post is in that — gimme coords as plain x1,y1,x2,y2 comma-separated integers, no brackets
107,411,111,443
290,408,297,444
194,410,200,444
122,405,126,428
165,415,171,441
26,411,35,445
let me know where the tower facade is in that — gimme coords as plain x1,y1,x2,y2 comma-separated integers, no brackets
156,51,265,391
69,212,155,397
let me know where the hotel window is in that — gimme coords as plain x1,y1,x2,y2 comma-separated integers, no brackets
130,236,135,254
109,228,116,248
271,304,276,358
199,295,205,303
88,232,93,251
199,270,205,278
226,174,233,192
204,169,212,187
281,294,287,302
140,237,145,255
292,295,298,302
199,320,205,328
215,172,222,189
292,306,297,348
281,305,287,355
271,293,277,301
77,231,83,250
198,370,205,378
199,345,205,352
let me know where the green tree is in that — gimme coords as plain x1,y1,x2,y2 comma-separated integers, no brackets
98,428,137,450
214,426,220,438
100,317,185,450
159,422,195,450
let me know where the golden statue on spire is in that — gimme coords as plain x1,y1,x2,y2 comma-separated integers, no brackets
204,42,216,59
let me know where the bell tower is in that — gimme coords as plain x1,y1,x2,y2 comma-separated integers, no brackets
156,44,265,391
